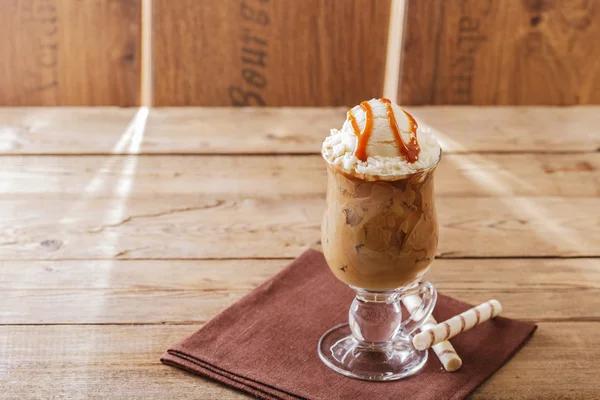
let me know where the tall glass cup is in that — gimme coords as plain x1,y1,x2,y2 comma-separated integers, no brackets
318,150,441,380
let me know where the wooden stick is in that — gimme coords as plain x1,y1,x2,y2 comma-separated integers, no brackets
402,295,462,372
413,299,503,351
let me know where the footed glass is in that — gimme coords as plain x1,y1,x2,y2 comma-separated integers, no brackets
319,153,441,381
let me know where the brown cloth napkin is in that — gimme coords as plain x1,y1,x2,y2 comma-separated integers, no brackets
161,250,536,400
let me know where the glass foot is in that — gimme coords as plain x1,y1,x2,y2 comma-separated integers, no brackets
318,323,428,381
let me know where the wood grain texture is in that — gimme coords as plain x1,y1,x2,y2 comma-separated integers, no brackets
0,194,597,260
1,258,598,324
4,258,598,292
400,0,600,105
398,0,443,105
0,107,139,153
0,0,140,106
1,107,598,154
0,106,597,399
1,153,598,198
1,323,599,399
153,0,391,106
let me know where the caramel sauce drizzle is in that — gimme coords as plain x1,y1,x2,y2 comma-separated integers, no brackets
347,98,421,163
381,98,421,163
348,101,374,162
347,109,361,136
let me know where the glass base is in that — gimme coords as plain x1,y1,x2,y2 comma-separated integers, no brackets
318,323,428,381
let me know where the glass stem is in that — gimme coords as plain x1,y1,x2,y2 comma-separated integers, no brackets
348,289,403,347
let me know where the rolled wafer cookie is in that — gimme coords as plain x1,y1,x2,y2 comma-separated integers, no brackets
402,295,462,372
413,299,503,351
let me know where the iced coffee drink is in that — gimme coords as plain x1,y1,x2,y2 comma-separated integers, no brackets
321,98,442,290
322,164,438,290
318,98,442,380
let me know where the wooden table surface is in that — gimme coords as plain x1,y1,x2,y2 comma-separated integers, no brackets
0,106,599,399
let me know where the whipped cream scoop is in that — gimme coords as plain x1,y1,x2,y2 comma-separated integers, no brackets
340,98,419,160
322,98,441,180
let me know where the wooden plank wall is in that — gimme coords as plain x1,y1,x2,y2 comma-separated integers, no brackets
152,0,392,106
0,0,140,106
1,1,599,106
400,0,600,105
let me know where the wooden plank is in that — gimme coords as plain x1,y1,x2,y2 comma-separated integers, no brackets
0,0,140,106
405,106,600,153
400,0,600,105
153,0,391,106
472,322,600,399
1,107,598,154
0,258,598,324
0,195,597,260
0,107,138,153
398,0,443,105
1,323,598,399
0,324,248,400
1,153,598,198
4,258,598,292
5,287,597,324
